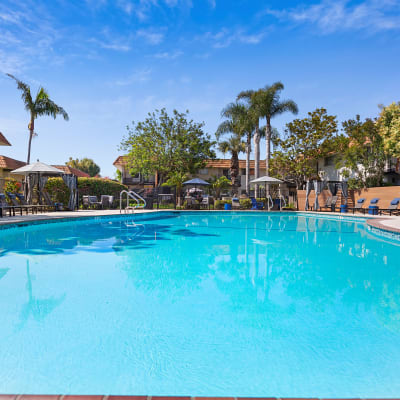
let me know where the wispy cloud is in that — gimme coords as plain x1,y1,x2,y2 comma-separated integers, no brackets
262,0,400,34
137,29,165,45
199,27,267,48
153,50,183,59
114,68,152,86
91,38,131,52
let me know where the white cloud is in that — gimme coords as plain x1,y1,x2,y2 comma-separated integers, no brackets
262,0,400,34
199,28,266,48
153,50,183,59
136,29,165,45
114,68,152,86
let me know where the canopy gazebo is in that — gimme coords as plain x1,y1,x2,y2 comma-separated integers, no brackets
250,176,285,210
11,161,78,210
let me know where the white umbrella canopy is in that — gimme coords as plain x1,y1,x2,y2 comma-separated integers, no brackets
250,176,283,184
11,161,64,176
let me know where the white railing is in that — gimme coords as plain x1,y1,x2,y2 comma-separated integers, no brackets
120,190,147,213
266,195,274,211
279,194,287,209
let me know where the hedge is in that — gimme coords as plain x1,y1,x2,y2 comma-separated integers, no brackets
45,177,128,208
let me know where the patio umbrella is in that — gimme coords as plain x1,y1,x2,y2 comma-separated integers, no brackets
250,176,284,210
183,178,210,186
11,161,64,204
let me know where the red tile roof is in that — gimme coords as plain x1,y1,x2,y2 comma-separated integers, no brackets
206,159,267,169
0,132,11,146
52,165,90,177
113,155,128,166
0,155,26,170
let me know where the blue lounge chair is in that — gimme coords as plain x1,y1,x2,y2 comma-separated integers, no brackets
349,198,366,214
380,198,400,216
251,197,264,210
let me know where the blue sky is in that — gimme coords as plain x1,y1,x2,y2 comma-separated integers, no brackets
0,0,399,177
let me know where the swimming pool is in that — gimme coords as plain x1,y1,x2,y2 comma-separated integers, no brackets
0,211,399,397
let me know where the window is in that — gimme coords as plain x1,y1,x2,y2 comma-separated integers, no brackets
199,168,208,175
324,156,335,166
241,169,246,175
222,169,231,179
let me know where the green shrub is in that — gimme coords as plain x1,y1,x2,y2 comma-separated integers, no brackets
45,177,128,208
239,198,252,209
215,199,232,209
45,177,70,205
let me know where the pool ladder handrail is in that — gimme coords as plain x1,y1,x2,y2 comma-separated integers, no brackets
120,190,147,213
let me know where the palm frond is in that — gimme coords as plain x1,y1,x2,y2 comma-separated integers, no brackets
35,88,69,120
6,73,33,111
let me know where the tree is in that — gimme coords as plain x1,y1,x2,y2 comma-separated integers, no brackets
217,135,246,190
256,82,298,174
67,157,101,177
163,171,188,206
120,109,215,186
208,175,231,199
219,102,255,194
338,115,386,188
377,102,400,158
272,108,338,188
7,74,69,164
237,89,261,195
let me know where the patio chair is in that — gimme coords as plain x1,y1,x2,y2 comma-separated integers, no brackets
100,195,114,209
16,193,46,213
379,198,400,216
6,192,35,215
250,197,264,210
232,197,240,210
82,195,102,209
348,198,366,214
0,193,16,217
200,196,214,210
320,195,338,212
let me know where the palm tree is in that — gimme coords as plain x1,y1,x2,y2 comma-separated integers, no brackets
220,102,255,194
7,74,69,164
217,135,246,191
256,81,298,175
237,89,262,196
208,175,231,199
163,171,188,206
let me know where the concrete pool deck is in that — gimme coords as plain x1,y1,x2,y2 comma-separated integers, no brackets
0,208,400,229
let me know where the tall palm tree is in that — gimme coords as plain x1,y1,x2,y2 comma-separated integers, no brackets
7,74,69,164
220,102,255,194
237,89,262,196
256,81,298,175
217,135,246,191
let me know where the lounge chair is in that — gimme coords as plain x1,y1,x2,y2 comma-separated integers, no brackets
0,193,16,217
15,193,46,213
43,191,62,211
380,198,400,216
320,195,338,212
251,197,264,210
349,198,366,214
6,192,35,215
232,197,240,210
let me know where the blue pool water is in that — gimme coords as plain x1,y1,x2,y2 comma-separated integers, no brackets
0,211,399,397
